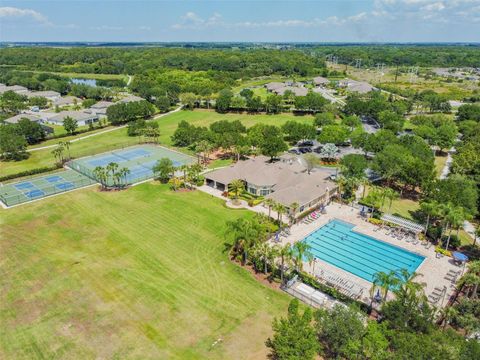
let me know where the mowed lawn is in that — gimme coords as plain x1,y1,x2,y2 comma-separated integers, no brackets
0,184,290,359
1,110,313,177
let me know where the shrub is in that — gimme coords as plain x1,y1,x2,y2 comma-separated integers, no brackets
0,165,62,182
435,246,452,257
368,218,384,226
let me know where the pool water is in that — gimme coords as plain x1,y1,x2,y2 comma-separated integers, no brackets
303,219,425,283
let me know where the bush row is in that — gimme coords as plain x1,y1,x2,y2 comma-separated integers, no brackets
0,165,61,182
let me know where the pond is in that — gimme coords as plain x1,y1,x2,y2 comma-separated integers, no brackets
71,78,97,87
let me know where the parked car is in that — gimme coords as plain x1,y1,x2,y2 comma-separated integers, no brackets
298,140,314,147
299,147,312,153
313,146,323,153
288,148,301,155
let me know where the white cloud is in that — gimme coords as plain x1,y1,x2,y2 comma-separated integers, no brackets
90,25,123,31
0,6,52,25
172,11,371,30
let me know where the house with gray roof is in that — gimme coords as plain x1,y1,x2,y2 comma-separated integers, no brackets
3,114,43,125
47,111,98,126
339,79,377,94
3,114,54,134
313,76,329,86
89,101,115,116
53,96,82,107
204,155,338,215
273,86,308,97
0,85,28,94
117,95,145,103
25,90,61,101
264,82,285,92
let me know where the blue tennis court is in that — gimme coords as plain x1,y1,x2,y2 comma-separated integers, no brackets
45,175,64,183
1,170,96,207
70,144,195,187
25,189,46,199
87,154,126,167
303,219,425,283
14,182,35,190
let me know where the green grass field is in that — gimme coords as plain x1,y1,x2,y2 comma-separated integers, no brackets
1,110,313,177
0,184,290,359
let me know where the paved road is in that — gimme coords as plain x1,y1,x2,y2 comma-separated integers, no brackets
28,105,182,152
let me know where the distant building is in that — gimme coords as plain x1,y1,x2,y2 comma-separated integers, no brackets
117,95,145,103
48,111,99,126
339,79,377,94
0,85,29,95
89,101,115,116
264,82,285,92
53,96,82,107
313,76,329,86
273,86,308,97
3,113,43,125
3,113,53,134
25,90,61,101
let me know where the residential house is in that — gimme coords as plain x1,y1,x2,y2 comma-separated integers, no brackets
47,111,99,126
264,82,285,92
53,96,83,107
89,101,115,117
313,76,329,86
273,86,308,97
3,114,54,134
25,90,61,101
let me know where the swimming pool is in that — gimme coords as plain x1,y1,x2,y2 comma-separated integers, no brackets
303,219,425,283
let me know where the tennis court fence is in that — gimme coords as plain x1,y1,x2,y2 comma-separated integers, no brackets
0,176,96,207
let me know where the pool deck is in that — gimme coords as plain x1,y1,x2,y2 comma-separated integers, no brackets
271,202,462,307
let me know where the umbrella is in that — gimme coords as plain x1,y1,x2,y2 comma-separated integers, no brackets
452,251,468,263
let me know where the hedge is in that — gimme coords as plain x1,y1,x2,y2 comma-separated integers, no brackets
0,165,61,182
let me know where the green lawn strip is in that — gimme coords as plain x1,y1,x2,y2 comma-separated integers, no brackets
434,155,448,177
29,126,116,150
0,184,289,359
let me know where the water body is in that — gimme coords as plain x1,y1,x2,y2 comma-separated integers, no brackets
71,78,97,87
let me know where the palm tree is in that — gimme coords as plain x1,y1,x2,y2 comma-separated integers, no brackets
381,188,399,213
420,200,440,236
439,306,458,329
438,202,454,243
288,202,299,225
278,243,293,284
51,144,65,165
360,178,370,198
119,167,130,187
93,166,107,190
226,218,259,265
274,203,287,227
253,242,274,274
291,241,313,273
264,198,275,219
459,273,480,298
196,140,213,165
228,179,245,204
60,141,71,160
106,162,119,187
372,270,400,302
179,164,189,184
445,206,465,251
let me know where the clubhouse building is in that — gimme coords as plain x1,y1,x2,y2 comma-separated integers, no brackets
205,155,338,216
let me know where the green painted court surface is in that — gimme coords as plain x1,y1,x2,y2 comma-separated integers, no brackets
0,184,289,359
0,170,95,207
1,145,195,207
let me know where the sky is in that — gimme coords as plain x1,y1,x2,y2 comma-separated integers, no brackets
1,0,480,43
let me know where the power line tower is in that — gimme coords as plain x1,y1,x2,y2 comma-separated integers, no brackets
408,66,419,83
376,63,386,82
